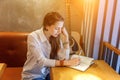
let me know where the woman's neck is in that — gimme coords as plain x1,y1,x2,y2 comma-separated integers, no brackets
44,30,51,40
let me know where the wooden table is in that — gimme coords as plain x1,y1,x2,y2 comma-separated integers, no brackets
0,63,6,79
50,60,120,80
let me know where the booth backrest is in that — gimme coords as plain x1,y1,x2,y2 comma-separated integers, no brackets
0,32,29,67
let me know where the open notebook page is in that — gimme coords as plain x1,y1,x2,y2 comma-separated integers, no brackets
69,55,94,71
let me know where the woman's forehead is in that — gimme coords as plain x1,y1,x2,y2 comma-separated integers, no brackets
54,21,64,27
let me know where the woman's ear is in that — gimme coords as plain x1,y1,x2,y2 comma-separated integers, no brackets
45,28,48,31
44,26,49,31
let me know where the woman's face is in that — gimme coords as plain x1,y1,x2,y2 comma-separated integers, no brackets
47,21,64,37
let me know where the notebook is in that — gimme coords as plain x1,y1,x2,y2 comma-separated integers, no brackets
69,54,94,71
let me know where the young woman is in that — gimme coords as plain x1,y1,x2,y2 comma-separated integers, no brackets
22,12,80,80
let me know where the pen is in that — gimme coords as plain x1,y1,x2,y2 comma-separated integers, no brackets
79,50,82,56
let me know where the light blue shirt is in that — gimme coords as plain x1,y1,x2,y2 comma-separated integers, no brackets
22,27,70,80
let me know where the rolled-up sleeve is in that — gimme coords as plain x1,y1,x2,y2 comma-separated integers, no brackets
57,39,70,60
57,48,70,60
27,34,56,67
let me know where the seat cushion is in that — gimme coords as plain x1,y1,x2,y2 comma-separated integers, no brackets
0,32,28,67
1,67,23,80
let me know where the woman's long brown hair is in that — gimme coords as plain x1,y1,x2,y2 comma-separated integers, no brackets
43,12,64,59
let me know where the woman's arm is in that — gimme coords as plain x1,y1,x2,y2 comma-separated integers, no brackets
62,27,69,49
57,27,70,60
55,58,80,66
57,27,80,66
